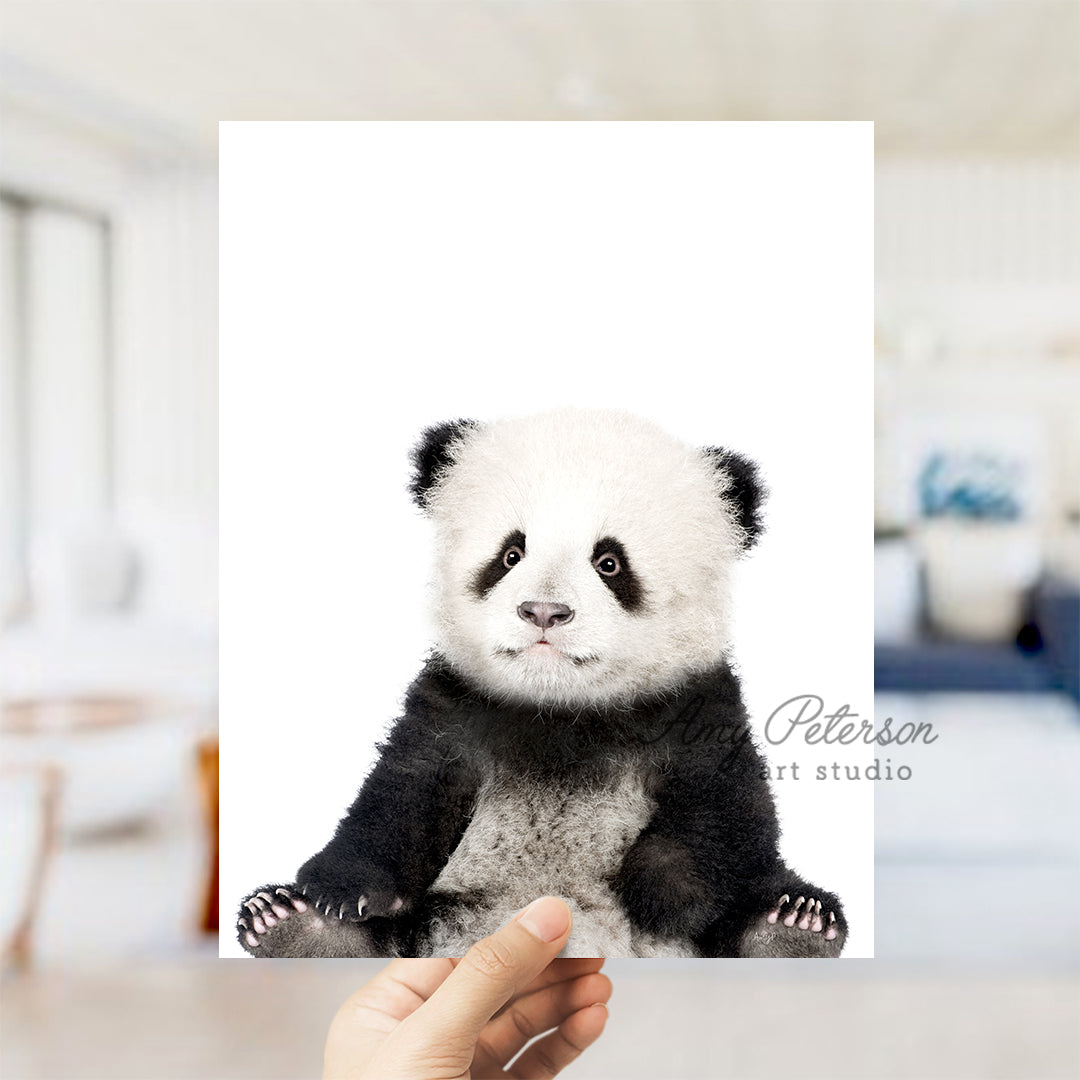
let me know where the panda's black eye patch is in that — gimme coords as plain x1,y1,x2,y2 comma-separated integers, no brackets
471,530,526,600
591,537,644,613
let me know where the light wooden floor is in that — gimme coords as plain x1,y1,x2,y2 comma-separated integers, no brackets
4,956,1079,1080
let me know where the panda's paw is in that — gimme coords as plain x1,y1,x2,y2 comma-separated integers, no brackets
237,885,310,951
295,881,405,924
237,882,394,958
739,893,847,958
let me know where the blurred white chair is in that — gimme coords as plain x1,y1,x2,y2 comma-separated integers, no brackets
0,765,61,972
28,521,138,624
2,515,217,708
1,698,195,837
2,519,216,836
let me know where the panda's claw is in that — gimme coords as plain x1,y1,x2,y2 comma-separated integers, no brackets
783,896,805,927
276,887,307,913
287,876,403,924
766,894,789,924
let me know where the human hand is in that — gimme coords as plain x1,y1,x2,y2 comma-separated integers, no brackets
323,897,611,1079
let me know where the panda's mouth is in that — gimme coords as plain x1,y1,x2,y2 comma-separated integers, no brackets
495,644,601,667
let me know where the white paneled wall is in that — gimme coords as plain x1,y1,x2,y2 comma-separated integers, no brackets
1,106,218,627
876,160,1080,354
878,161,1080,284
113,165,218,622
875,160,1080,546
24,208,110,531
0,201,25,620
114,166,217,510
0,200,116,622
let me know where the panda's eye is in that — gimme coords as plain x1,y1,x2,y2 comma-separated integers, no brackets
595,553,621,577
502,545,524,569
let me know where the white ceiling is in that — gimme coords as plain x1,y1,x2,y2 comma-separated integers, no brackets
1,0,1078,157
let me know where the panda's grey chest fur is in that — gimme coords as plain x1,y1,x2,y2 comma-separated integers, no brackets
435,765,656,899
423,761,699,957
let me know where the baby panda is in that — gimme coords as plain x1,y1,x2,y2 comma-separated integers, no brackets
237,409,847,958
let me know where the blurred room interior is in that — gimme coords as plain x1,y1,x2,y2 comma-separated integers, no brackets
1,2,1078,1077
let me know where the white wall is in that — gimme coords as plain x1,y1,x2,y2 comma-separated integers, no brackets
0,200,26,620
0,106,218,625
874,160,1080,539
876,159,1080,356
113,165,218,623
24,207,110,533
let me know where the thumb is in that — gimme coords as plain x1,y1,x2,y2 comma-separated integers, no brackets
407,897,572,1050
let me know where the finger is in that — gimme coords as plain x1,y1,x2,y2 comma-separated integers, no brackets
493,957,606,1018
377,958,456,1003
367,954,604,1019
506,1003,609,1079
407,897,572,1048
475,971,612,1070
341,959,456,1026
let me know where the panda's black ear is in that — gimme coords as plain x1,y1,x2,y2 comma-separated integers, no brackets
409,419,481,510
702,447,767,549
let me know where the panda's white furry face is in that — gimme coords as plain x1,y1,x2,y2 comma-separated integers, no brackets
425,409,751,709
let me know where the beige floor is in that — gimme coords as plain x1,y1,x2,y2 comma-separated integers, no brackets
4,957,1079,1080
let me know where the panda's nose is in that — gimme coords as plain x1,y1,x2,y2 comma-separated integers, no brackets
517,601,575,630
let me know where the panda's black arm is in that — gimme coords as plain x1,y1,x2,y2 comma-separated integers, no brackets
294,716,478,921
613,733,784,942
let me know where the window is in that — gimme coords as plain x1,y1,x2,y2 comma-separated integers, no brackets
0,192,112,623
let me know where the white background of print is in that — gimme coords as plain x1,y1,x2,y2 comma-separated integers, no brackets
219,121,875,957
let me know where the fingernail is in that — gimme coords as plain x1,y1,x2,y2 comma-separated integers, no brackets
516,897,570,942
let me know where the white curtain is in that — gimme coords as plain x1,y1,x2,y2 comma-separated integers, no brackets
0,163,218,627
0,197,110,623
0,199,25,621
112,165,218,624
